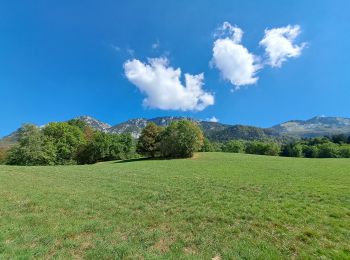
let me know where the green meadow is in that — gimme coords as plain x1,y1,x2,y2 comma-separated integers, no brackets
0,153,349,259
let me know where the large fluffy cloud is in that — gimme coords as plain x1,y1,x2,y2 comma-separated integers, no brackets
260,25,306,68
124,58,214,111
212,22,261,90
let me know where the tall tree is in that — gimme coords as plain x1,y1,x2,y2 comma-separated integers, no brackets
43,122,86,164
6,124,56,165
137,123,162,158
160,120,204,158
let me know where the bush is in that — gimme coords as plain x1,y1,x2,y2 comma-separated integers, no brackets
302,145,319,158
223,140,245,153
160,120,204,158
245,141,280,156
339,145,350,158
201,138,215,152
77,132,134,164
281,143,304,157
317,143,340,158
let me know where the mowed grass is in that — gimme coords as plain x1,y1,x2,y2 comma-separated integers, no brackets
0,153,349,259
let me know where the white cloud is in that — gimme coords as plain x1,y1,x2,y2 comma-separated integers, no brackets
124,57,214,111
206,116,219,123
260,25,306,67
212,22,261,90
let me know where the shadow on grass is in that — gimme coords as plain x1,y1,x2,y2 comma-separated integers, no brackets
114,158,150,164
115,156,183,163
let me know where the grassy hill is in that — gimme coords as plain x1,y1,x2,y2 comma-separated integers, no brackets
0,153,349,259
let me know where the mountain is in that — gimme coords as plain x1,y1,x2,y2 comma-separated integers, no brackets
108,117,197,138
78,115,350,140
0,131,19,149
272,116,350,138
76,116,111,132
2,116,350,146
79,116,280,141
204,124,280,142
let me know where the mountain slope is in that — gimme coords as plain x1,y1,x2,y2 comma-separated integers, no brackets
76,116,111,132
272,116,350,137
0,131,19,149
2,116,350,144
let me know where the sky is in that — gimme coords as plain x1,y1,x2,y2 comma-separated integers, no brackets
1,0,350,137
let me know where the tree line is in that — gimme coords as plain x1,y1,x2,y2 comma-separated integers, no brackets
201,134,350,158
4,120,135,166
1,119,204,165
1,119,350,166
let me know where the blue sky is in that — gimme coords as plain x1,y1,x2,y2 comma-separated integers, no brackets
1,1,350,137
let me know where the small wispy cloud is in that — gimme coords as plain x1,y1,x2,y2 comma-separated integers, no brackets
126,48,135,57
152,40,160,50
110,44,121,52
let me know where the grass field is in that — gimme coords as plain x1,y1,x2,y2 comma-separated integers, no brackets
0,153,349,259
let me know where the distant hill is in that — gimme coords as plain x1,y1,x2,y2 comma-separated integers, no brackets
2,115,350,146
272,116,350,138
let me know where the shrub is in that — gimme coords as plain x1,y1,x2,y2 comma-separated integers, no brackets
223,140,245,153
245,141,280,156
317,143,340,158
201,138,215,152
339,145,350,158
160,120,204,158
281,143,304,157
77,132,134,164
302,145,319,158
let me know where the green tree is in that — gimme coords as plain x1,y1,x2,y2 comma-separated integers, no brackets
200,138,215,152
303,145,319,158
331,134,348,144
317,142,340,158
223,140,245,153
6,124,56,165
110,133,134,160
0,147,8,164
67,119,87,130
160,120,204,158
43,122,86,164
77,132,134,164
245,141,280,156
137,123,162,157
339,145,350,158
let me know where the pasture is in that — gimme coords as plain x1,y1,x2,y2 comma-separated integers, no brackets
0,153,349,259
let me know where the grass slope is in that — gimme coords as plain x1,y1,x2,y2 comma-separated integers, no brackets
0,153,349,259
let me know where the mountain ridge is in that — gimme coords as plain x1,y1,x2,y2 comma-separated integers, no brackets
2,115,350,148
